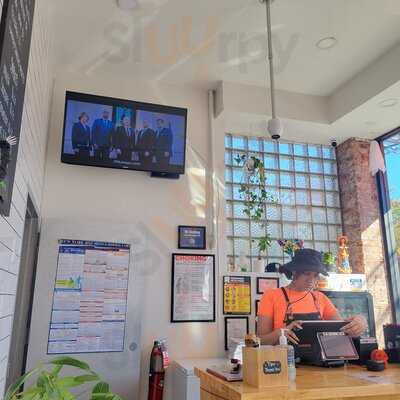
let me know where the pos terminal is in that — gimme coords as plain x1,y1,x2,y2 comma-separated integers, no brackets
294,320,359,367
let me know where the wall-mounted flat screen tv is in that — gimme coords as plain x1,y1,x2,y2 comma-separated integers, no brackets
61,91,188,175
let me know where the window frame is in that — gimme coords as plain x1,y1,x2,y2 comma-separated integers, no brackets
224,134,343,271
376,128,400,322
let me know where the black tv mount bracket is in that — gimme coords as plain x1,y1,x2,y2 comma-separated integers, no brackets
150,171,180,180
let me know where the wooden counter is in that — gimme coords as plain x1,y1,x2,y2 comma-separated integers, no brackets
195,364,400,400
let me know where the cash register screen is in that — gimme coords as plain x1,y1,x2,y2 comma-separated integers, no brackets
317,332,359,360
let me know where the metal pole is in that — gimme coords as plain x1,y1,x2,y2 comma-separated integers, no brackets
261,0,276,119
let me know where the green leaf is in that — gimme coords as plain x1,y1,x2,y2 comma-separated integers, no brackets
92,382,110,394
22,393,41,400
47,388,60,400
5,369,39,400
15,387,42,400
37,375,46,388
54,377,77,389
59,389,76,400
56,374,99,389
48,357,91,372
74,374,99,384
39,373,57,398
50,365,63,378
18,394,41,400
90,394,115,400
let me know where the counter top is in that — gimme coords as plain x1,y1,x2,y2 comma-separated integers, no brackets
195,364,400,400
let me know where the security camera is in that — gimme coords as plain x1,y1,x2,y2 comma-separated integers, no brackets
268,118,283,140
330,138,338,148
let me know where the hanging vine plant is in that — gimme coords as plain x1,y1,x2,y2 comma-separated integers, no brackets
234,154,276,259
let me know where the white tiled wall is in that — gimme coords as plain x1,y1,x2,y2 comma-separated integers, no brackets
0,0,53,395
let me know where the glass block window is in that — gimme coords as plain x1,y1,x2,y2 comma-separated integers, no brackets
225,134,343,270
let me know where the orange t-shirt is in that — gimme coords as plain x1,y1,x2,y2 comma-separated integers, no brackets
258,288,339,330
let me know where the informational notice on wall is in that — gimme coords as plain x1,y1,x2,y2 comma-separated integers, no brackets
223,276,251,315
47,240,130,354
171,254,215,322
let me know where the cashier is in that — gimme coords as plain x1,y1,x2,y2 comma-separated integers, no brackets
258,248,368,345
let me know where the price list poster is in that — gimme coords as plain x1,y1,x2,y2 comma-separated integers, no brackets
223,276,251,315
47,240,131,354
0,0,35,215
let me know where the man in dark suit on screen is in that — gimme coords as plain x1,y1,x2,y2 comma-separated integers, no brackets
135,120,156,169
112,115,133,162
91,110,114,161
71,112,91,160
154,118,173,169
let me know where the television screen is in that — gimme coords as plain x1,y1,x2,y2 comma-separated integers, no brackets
61,91,187,175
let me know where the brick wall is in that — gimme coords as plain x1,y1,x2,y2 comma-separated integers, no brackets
0,0,53,395
337,138,392,344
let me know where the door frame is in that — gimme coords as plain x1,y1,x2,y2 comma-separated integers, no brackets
6,195,39,387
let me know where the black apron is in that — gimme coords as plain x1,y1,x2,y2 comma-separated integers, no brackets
281,287,322,362
281,287,321,325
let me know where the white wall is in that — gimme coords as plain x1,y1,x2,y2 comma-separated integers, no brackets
29,72,224,400
0,0,53,396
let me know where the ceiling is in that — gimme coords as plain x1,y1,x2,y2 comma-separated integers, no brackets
49,0,400,142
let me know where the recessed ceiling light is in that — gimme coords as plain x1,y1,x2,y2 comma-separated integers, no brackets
117,0,138,10
316,37,338,50
379,98,398,108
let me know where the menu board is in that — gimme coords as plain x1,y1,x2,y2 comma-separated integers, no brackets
223,276,251,315
171,254,215,322
47,240,130,354
0,0,35,215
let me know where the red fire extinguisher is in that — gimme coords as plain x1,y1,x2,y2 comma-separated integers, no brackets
148,340,169,400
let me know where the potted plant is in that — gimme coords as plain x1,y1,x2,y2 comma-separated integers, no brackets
253,236,272,273
234,154,275,272
322,251,337,273
5,356,121,400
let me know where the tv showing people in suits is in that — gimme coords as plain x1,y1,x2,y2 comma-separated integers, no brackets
61,91,188,175
134,120,156,169
91,109,114,162
71,112,91,160
112,114,134,162
135,110,186,170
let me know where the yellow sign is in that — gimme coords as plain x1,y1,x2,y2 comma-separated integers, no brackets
223,276,251,314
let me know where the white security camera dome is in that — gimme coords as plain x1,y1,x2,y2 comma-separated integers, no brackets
268,117,283,140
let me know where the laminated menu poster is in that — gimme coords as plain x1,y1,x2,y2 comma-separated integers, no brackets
171,254,215,322
47,240,130,354
223,276,251,315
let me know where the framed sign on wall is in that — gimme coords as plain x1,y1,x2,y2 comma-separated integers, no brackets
171,254,215,323
255,299,260,334
223,276,251,315
255,299,260,316
0,0,35,215
256,277,279,295
178,226,206,250
224,316,249,351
